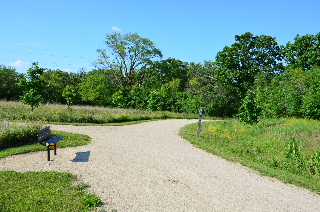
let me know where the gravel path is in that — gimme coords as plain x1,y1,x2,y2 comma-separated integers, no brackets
1,119,320,211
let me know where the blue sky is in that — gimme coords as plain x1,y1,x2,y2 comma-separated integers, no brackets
1,0,319,73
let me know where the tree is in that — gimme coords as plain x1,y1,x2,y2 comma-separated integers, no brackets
62,85,78,108
79,69,115,106
255,68,305,118
19,63,46,110
238,90,260,124
282,33,320,70
0,65,23,100
140,58,189,90
95,32,162,90
185,61,218,115
300,67,320,119
215,32,283,96
41,69,70,103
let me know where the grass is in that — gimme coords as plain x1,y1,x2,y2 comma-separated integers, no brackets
0,100,198,211
0,101,198,124
0,114,102,211
0,130,90,159
0,130,102,211
180,118,320,194
0,171,103,211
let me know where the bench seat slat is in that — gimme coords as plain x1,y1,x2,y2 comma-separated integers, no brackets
45,136,63,146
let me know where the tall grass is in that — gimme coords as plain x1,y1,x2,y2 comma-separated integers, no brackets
180,118,320,194
0,101,197,124
0,122,42,149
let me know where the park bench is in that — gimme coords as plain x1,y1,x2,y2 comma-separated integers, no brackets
38,126,63,161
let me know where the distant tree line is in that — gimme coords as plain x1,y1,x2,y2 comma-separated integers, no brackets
1,32,320,122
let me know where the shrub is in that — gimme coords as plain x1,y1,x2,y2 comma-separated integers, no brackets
0,122,42,149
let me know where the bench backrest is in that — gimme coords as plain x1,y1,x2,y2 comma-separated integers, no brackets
38,126,52,142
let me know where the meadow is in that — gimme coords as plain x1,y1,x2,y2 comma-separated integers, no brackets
0,100,197,124
180,118,320,194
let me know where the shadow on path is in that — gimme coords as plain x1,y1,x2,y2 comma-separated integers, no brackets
72,151,91,162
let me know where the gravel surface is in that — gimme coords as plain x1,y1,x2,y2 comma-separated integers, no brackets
1,119,320,212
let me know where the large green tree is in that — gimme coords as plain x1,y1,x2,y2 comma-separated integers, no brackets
0,65,23,100
79,69,115,106
282,33,320,70
95,32,162,90
215,32,284,95
140,58,189,90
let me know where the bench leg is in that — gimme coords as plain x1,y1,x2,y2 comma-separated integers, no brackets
47,146,50,161
54,144,57,155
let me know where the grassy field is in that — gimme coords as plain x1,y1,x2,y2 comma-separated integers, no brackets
0,101,198,124
180,118,320,194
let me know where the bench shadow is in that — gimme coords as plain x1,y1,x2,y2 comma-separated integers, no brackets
72,151,91,162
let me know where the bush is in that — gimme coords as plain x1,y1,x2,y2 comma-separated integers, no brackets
238,90,260,124
0,122,42,149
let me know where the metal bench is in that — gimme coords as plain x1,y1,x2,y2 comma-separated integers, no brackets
38,126,63,161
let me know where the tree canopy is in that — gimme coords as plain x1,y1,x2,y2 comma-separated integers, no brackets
95,32,163,89
2,31,320,121
215,32,283,95
282,33,320,70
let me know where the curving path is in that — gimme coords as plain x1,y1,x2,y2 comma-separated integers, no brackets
1,119,320,211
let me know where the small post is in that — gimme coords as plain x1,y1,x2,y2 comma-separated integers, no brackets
54,144,57,155
197,107,204,137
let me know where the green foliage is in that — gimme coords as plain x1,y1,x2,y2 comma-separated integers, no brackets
0,171,103,211
0,65,23,100
127,85,149,110
112,90,127,107
205,84,241,117
79,69,115,106
95,32,162,89
238,90,259,124
19,63,47,110
300,67,320,119
215,32,283,95
62,85,78,108
81,193,103,208
21,88,43,111
283,33,320,70
0,101,197,125
0,122,41,149
146,90,164,111
2,32,320,120
145,58,189,89
256,69,303,118
180,118,320,193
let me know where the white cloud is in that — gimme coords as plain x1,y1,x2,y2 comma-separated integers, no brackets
11,60,30,67
112,26,122,31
